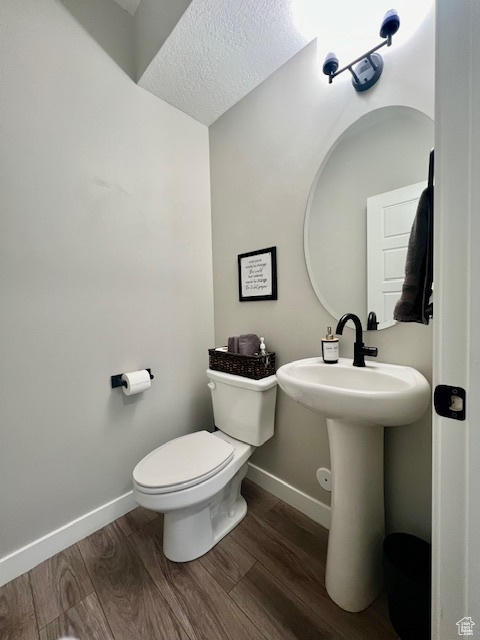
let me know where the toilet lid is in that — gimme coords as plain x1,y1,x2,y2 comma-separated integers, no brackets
133,430,235,492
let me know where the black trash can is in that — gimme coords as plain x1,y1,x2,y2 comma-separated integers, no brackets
383,533,431,640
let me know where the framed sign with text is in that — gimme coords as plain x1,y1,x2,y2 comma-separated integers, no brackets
238,246,277,302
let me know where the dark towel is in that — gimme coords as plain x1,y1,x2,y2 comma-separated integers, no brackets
228,336,239,353
238,334,260,356
393,186,433,324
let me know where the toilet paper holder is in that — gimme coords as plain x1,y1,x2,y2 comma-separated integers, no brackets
111,369,154,389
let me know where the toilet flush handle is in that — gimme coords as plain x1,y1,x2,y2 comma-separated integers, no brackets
207,382,216,391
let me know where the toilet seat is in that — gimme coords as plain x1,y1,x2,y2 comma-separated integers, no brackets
133,430,235,494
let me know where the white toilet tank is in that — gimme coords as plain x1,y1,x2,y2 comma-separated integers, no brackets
206,369,277,446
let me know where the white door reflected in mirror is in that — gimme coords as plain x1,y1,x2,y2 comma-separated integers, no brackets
367,181,426,326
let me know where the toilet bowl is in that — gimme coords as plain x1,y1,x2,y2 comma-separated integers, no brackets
132,369,277,562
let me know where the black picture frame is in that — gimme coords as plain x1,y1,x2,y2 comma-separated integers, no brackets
238,246,277,302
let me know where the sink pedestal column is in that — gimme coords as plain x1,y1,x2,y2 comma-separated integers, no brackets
325,419,385,612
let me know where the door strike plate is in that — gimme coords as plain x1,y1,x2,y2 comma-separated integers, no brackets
434,385,466,421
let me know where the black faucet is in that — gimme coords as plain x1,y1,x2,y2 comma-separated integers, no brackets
336,313,378,367
367,311,379,330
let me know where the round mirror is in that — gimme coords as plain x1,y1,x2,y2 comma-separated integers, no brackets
305,106,434,330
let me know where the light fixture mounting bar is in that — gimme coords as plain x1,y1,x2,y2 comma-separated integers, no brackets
328,39,389,84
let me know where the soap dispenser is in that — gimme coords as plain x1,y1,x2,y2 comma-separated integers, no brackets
259,337,266,356
321,327,339,364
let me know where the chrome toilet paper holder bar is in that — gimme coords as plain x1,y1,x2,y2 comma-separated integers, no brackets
111,369,154,389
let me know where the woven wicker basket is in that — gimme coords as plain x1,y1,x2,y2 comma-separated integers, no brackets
208,348,276,380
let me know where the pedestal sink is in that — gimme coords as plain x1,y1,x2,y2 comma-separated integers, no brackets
276,357,430,613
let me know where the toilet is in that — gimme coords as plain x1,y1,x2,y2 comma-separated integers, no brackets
132,368,277,562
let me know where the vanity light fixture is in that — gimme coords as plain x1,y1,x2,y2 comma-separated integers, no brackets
322,9,400,92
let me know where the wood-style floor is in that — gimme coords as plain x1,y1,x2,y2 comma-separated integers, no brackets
0,479,398,640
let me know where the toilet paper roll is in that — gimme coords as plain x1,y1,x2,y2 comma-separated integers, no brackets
121,370,151,396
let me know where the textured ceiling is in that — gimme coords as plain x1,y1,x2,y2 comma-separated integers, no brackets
136,0,311,126
109,0,432,126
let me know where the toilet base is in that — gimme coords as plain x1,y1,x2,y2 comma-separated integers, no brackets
163,462,248,562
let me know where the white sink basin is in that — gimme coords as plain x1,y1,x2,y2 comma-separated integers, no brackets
276,357,430,426
276,356,431,613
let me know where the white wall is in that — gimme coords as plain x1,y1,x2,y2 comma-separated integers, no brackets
0,0,213,566
134,0,193,79
62,0,135,78
210,10,435,539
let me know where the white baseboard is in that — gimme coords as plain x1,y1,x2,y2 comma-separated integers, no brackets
0,468,330,588
246,463,331,530
0,491,137,588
